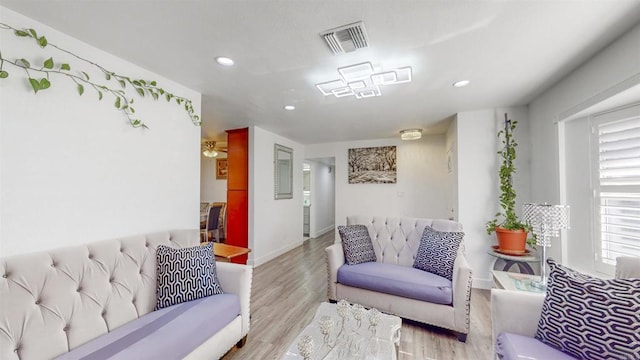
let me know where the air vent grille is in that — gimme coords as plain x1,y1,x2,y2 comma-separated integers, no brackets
320,21,369,54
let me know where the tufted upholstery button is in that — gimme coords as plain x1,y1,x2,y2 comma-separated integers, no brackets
88,254,93,259
63,326,69,332
35,300,40,305
120,248,124,252
2,274,7,278
139,269,143,274
77,287,81,292
110,277,115,282
101,311,106,316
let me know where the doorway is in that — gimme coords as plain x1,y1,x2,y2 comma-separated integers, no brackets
303,158,336,240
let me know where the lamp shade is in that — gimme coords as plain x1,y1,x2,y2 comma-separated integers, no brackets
202,141,218,158
522,203,570,246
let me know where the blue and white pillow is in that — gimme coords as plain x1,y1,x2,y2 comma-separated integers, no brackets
536,259,640,360
413,226,464,280
155,243,223,310
338,225,377,265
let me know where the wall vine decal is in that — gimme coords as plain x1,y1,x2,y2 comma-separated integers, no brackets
0,22,200,129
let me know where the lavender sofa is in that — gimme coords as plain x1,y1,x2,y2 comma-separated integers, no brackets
491,256,640,359
326,215,473,341
0,229,252,360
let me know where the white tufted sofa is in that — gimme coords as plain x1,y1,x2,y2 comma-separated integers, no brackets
326,216,473,341
0,229,252,360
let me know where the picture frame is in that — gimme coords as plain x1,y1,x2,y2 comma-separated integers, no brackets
216,158,228,180
348,145,397,184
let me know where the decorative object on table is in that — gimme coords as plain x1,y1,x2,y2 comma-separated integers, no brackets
274,144,293,199
215,158,228,179
368,308,381,336
351,303,365,328
0,22,199,129
486,113,531,253
296,335,314,360
522,203,570,289
348,146,397,184
318,316,334,347
535,259,640,360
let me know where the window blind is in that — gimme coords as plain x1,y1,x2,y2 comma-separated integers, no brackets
596,113,640,265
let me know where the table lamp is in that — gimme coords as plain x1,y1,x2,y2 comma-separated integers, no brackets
522,203,570,289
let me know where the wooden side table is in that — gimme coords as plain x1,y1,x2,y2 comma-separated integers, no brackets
488,248,539,275
202,242,251,264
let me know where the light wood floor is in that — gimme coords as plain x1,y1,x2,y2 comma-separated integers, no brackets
222,231,494,360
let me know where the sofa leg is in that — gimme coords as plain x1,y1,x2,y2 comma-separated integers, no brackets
456,332,467,343
236,335,248,348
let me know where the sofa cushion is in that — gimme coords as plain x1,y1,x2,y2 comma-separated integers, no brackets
338,225,377,265
337,262,452,304
155,243,223,310
535,259,640,360
496,332,576,360
413,226,464,280
56,293,240,360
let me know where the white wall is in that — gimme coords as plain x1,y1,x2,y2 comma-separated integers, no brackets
249,126,304,267
305,135,449,237
445,117,458,221
529,23,640,264
200,153,227,203
0,7,201,256
455,107,531,288
307,159,335,237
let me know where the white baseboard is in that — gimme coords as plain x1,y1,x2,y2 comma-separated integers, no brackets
473,277,493,290
310,224,334,239
251,241,303,267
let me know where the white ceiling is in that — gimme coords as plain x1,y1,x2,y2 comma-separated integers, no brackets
2,1,639,144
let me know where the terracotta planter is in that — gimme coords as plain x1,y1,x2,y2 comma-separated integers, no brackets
495,227,527,254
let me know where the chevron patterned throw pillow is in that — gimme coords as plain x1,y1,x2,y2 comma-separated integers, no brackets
338,225,377,265
412,226,464,280
155,243,223,310
535,259,640,360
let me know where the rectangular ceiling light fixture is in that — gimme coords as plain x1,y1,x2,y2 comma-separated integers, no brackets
315,63,412,100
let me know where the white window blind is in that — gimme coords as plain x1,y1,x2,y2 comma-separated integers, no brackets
593,104,640,270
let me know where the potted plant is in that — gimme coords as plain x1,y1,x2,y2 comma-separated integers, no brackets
486,114,530,253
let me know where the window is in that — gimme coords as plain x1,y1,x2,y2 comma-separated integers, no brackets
591,104,640,274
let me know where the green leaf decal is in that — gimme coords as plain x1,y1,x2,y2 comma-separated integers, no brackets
43,57,54,69
150,81,157,86
106,73,111,80
77,83,84,95
115,97,121,109
28,28,37,38
39,78,51,90
0,71,8,79
28,78,40,93
136,87,144,97
19,58,31,68
38,36,47,48
132,119,141,126
60,63,71,71
82,71,90,80
14,30,29,37
98,91,103,100
119,80,126,88
132,80,141,86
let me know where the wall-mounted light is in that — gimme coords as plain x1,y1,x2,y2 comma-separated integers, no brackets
202,141,218,158
400,129,422,141
315,62,412,100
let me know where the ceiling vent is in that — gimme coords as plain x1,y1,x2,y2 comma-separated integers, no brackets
320,21,369,54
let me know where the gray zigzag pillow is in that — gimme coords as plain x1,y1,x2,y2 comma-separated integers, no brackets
413,226,464,280
535,259,640,360
338,225,377,265
155,243,223,310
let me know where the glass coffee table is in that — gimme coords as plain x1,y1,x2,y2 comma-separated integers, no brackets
283,301,401,360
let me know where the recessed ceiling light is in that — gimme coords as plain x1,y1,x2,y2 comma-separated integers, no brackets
215,57,234,66
453,80,470,88
284,105,295,111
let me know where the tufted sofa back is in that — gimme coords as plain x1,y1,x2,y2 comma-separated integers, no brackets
0,229,198,360
346,215,463,267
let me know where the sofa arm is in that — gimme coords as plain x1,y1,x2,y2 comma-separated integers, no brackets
491,289,544,346
216,262,253,336
452,253,473,335
325,243,345,300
